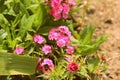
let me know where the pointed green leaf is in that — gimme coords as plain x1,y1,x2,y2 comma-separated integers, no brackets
80,25,94,44
18,14,35,38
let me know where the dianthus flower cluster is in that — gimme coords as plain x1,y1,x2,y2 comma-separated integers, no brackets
48,26,71,47
45,0,76,20
14,25,78,73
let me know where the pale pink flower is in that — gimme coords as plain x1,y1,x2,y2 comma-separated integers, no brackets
66,46,75,54
37,58,54,73
48,28,60,40
34,34,44,44
14,46,24,54
68,0,76,5
41,58,54,68
42,45,52,55
56,36,70,47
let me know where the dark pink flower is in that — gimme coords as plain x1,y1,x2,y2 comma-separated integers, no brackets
67,62,79,72
37,58,54,73
62,3,70,19
50,0,62,8
34,34,44,44
66,46,75,54
42,45,52,55
14,46,24,55
50,0,63,20
37,64,43,71
58,26,71,37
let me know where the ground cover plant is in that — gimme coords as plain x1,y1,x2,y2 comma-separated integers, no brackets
0,0,108,80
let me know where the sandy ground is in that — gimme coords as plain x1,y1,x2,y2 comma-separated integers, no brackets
73,0,120,80
87,0,120,80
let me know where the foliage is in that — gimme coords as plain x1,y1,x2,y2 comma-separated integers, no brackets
0,0,108,80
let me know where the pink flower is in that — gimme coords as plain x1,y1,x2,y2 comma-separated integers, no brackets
48,28,60,40
42,58,54,73
67,62,79,72
34,34,44,44
68,0,76,5
37,58,54,73
48,26,71,47
42,45,52,55
37,64,43,71
14,46,24,54
50,0,63,20
62,3,70,19
58,26,71,37
41,58,54,68
66,46,75,54
56,36,70,47
50,0,62,8
50,4,63,20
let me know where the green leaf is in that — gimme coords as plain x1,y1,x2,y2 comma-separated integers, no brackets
79,34,108,55
0,53,38,75
80,25,94,44
87,57,100,73
33,4,48,31
18,14,35,38
38,26,55,36
0,14,10,28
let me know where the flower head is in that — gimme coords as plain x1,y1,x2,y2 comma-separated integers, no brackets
37,58,54,73
66,46,75,54
48,28,60,40
42,45,52,55
67,62,79,72
56,36,70,47
62,3,70,19
34,34,44,44
42,58,54,73
58,26,71,37
14,46,24,55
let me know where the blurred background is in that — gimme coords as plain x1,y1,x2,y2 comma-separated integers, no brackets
73,0,120,79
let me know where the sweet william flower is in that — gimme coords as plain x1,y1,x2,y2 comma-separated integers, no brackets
62,3,70,19
48,28,60,40
37,58,54,73
50,0,63,20
58,26,71,37
34,34,44,44
56,36,70,47
67,62,79,72
42,45,52,55
41,58,54,68
14,46,24,55
66,46,75,54
41,58,54,73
